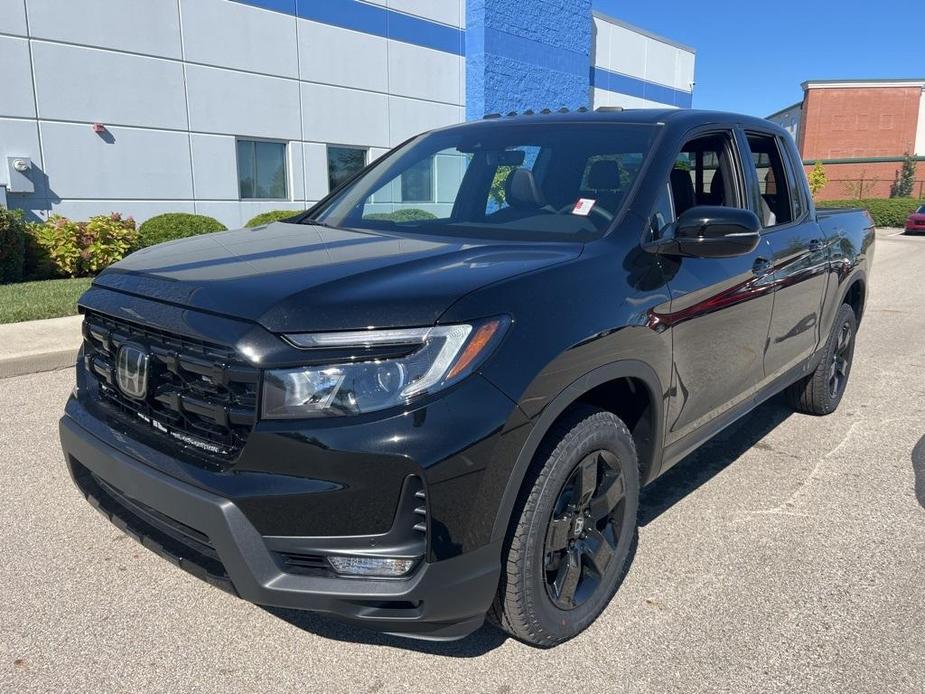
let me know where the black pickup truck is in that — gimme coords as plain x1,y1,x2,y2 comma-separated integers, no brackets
60,109,874,647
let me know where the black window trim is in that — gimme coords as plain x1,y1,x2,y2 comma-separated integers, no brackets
235,137,289,201
777,133,809,222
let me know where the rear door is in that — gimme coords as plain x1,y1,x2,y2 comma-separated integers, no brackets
658,128,775,446
739,130,829,383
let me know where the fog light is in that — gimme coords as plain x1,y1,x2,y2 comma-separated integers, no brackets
327,556,418,577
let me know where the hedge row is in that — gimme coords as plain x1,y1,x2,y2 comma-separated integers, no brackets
364,208,437,223
244,210,299,227
138,213,226,247
815,198,925,228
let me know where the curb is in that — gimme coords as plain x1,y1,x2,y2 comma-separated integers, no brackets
0,349,78,380
0,314,83,380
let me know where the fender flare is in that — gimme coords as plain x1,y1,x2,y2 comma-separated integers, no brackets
839,269,867,315
489,359,664,544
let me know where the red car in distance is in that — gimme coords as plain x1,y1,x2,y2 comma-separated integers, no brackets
907,205,925,233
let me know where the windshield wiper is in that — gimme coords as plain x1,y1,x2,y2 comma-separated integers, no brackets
300,218,334,228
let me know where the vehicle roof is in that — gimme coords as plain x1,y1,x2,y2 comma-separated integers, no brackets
437,108,788,138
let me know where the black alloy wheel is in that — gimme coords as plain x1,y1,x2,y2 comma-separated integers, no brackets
489,406,640,647
786,302,858,416
828,320,853,399
543,450,626,610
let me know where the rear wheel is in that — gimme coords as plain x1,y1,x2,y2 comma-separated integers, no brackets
786,303,857,415
489,406,639,647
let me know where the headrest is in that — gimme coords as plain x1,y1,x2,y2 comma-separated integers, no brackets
587,160,621,190
711,169,724,195
670,168,695,215
504,168,546,209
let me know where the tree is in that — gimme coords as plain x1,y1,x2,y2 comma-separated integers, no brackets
807,161,828,198
890,152,917,198
489,165,514,207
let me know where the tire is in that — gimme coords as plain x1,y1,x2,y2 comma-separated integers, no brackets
785,302,857,415
489,405,640,647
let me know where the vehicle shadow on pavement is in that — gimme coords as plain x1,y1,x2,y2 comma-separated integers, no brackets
912,434,925,510
262,606,509,657
638,396,793,526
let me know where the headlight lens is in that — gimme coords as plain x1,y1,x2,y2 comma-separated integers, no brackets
262,318,508,419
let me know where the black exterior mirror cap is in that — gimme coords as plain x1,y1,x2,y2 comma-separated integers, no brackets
660,206,761,258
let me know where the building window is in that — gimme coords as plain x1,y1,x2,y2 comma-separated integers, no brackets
401,157,434,202
237,140,287,199
327,146,367,192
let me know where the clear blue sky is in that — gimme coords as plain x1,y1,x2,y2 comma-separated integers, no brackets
593,0,925,117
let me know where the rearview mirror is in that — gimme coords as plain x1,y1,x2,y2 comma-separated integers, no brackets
486,149,526,167
663,206,761,258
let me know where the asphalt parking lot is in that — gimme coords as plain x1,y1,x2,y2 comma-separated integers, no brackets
2,228,923,693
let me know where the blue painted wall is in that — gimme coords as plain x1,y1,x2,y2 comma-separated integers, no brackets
466,0,593,120
234,0,465,55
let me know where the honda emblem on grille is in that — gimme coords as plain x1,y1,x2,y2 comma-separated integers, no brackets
115,343,149,400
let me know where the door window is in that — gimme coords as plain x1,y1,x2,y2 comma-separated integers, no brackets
669,133,740,216
744,135,793,228
648,184,674,241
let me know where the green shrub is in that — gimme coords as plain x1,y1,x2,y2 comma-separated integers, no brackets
0,207,26,284
138,212,225,248
816,198,925,228
364,208,437,223
29,213,138,278
245,210,299,227
23,220,59,280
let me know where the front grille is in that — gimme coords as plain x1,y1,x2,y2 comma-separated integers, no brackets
81,310,258,461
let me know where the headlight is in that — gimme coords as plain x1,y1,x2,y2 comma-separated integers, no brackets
261,317,509,419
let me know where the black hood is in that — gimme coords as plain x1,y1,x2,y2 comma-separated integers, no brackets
94,222,582,333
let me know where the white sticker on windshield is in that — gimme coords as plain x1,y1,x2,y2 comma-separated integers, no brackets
572,198,596,216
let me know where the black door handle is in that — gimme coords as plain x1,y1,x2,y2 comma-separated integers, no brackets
752,257,772,276
808,239,824,252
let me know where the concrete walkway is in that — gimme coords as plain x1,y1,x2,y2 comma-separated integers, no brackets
0,315,82,379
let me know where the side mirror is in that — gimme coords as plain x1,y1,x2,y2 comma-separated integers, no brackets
663,206,761,258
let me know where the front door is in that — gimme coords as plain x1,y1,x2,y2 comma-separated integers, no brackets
656,129,775,446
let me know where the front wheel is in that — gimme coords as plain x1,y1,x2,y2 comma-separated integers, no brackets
786,302,857,415
489,406,639,647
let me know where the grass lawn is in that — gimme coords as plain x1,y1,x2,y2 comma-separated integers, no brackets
0,277,93,324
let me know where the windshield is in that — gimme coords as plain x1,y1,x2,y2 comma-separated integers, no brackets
918,206,925,214
311,122,659,242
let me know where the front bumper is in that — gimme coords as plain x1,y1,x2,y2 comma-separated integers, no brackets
60,414,502,641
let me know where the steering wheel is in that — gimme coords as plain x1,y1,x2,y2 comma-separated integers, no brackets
555,202,614,225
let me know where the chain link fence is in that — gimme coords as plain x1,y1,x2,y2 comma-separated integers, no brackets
821,178,925,201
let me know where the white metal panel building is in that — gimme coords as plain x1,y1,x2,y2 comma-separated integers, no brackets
0,0,695,227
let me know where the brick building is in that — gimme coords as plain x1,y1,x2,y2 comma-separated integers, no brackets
768,79,925,200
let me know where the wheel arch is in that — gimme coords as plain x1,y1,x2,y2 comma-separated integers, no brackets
842,275,866,324
489,359,664,545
